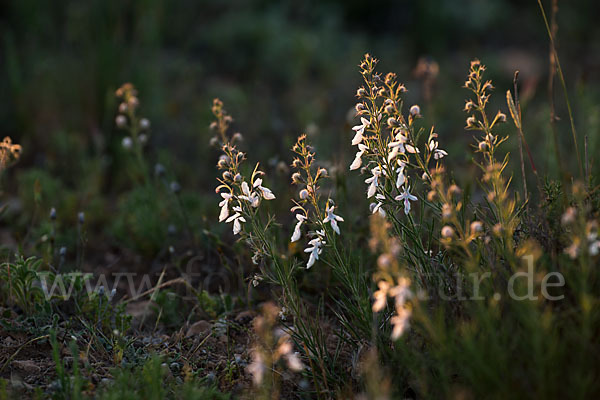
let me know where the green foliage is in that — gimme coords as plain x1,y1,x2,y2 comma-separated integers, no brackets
97,356,229,400
110,186,169,256
0,255,45,314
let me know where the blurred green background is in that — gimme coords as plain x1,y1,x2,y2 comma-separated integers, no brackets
1,0,599,258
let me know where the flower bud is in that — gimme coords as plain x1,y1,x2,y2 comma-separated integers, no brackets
292,172,302,184
116,115,127,128
356,88,367,97
138,134,148,145
448,184,462,197
155,163,166,177
441,226,454,238
78,212,85,225
170,181,181,194
442,203,452,219
140,118,150,130
234,173,242,182
299,189,309,200
387,117,399,127
50,207,57,220
470,221,483,234
232,132,243,142
478,141,488,151
409,105,421,117
222,171,232,181
122,137,133,149
119,102,128,113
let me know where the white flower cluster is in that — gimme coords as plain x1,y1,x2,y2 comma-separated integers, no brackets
291,201,343,269
372,277,413,339
216,163,275,235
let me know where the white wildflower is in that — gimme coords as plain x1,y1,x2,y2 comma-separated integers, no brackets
247,350,265,385
395,185,418,215
370,194,386,217
391,305,411,340
395,160,407,189
351,117,370,145
225,206,246,235
304,231,325,269
350,143,368,171
218,192,233,222
429,140,448,160
323,202,344,235
291,214,307,242
372,281,390,312
365,166,382,198
387,132,408,161
253,178,276,200
239,181,260,207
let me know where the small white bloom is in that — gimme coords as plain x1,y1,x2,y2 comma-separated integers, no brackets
389,277,412,308
391,306,411,340
239,181,260,207
372,281,390,312
323,202,344,235
253,178,276,200
286,352,304,371
429,140,448,159
304,231,325,269
370,194,386,217
395,185,418,215
351,117,370,145
350,143,368,171
291,214,307,242
395,160,407,189
247,351,265,386
387,132,408,161
365,166,382,198
122,136,133,149
225,206,246,235
218,192,233,222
